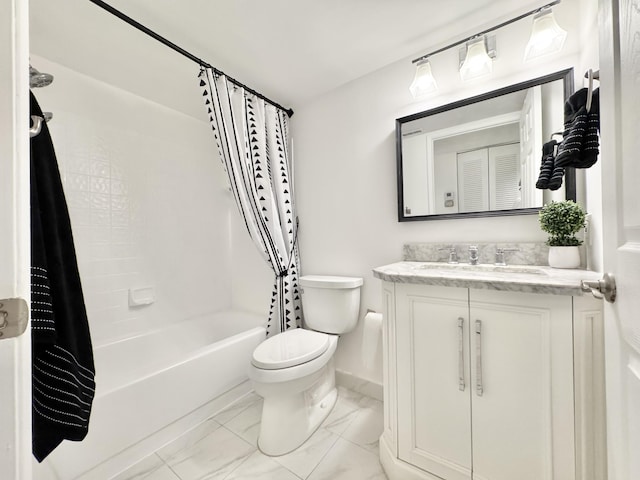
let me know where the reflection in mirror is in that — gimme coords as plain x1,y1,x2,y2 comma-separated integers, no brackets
397,69,575,221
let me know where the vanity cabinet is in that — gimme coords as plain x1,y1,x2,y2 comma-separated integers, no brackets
380,281,605,480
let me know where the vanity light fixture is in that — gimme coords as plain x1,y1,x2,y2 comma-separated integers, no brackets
459,36,494,81
409,58,438,98
524,7,567,61
409,0,563,92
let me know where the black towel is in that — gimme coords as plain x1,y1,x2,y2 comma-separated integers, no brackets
535,140,559,189
546,140,565,191
555,87,600,168
30,92,96,462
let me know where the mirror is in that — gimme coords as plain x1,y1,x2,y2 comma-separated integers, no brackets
396,69,575,221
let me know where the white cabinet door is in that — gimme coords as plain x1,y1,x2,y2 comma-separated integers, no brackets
394,285,576,480
469,289,575,480
396,284,472,480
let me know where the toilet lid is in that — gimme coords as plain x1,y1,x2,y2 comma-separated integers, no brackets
251,329,330,370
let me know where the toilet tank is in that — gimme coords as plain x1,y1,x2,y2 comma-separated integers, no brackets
300,275,363,334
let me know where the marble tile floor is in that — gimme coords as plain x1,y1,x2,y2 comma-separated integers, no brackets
113,387,388,480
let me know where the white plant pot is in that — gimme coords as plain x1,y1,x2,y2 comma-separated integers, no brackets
548,246,581,269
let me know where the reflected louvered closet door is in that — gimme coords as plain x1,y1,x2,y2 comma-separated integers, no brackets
457,149,489,213
489,143,521,210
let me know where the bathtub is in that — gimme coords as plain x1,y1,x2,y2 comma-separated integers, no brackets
44,310,266,480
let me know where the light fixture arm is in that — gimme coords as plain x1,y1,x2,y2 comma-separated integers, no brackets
411,0,561,64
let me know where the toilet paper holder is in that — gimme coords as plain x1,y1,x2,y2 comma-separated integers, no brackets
362,310,383,368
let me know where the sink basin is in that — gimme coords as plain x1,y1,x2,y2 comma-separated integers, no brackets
413,263,546,275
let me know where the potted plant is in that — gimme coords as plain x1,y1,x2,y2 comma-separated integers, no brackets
539,200,586,268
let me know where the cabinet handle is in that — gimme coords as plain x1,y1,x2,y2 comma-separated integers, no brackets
475,320,483,396
458,317,465,391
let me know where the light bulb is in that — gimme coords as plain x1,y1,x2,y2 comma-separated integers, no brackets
409,59,438,98
459,37,493,81
524,8,567,61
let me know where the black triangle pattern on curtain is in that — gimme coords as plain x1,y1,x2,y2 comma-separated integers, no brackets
199,68,302,337
272,111,301,330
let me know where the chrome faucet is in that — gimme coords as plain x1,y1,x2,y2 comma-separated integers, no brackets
468,245,479,265
494,248,520,266
438,246,459,264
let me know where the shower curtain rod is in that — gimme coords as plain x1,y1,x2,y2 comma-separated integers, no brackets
87,0,294,117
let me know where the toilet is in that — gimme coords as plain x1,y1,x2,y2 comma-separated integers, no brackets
248,274,363,456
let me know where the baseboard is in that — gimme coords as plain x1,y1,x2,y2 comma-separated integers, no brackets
380,435,442,480
335,369,383,401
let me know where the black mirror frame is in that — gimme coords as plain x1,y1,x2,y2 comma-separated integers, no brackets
396,68,575,222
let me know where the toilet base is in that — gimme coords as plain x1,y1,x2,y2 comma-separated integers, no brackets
257,363,337,456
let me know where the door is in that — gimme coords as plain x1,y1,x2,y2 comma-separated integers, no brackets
488,143,521,210
457,149,489,213
519,85,543,208
401,132,431,216
0,0,32,479
599,1,640,479
396,284,472,480
469,290,575,480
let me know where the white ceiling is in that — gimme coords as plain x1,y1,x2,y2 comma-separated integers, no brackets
30,0,552,116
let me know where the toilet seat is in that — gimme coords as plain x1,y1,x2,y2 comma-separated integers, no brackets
251,329,330,370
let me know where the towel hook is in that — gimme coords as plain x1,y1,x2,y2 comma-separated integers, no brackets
30,115,43,138
586,68,595,113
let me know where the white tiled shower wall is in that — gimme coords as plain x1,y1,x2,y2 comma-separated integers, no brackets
30,55,270,347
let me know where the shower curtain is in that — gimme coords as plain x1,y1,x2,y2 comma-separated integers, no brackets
200,68,301,337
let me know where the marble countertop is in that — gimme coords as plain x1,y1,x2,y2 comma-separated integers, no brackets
373,261,602,296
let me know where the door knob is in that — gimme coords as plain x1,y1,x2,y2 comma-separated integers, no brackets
581,273,616,303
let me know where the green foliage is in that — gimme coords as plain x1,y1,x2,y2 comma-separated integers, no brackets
539,200,586,246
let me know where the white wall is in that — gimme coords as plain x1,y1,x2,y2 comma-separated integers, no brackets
293,0,600,385
30,55,239,346
580,1,603,272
